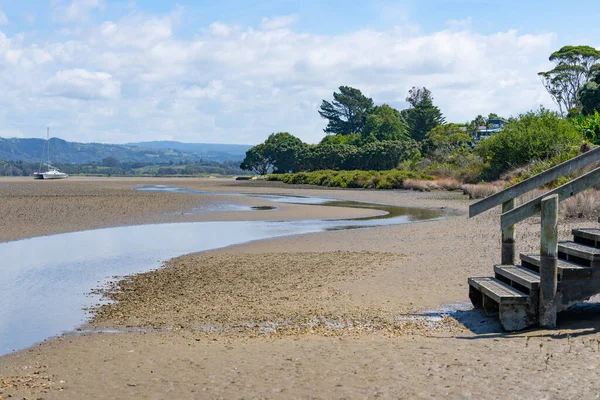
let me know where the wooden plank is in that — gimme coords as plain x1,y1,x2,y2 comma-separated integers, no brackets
520,253,592,276
539,194,558,328
573,228,600,242
469,146,600,218
558,241,600,261
468,277,529,304
501,199,516,265
501,167,600,229
494,265,540,289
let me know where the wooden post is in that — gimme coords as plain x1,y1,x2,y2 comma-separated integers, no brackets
501,199,516,265
539,194,558,328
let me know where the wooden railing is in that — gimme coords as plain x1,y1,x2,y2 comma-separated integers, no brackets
469,146,600,327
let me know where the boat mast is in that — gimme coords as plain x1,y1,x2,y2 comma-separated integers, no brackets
47,127,50,167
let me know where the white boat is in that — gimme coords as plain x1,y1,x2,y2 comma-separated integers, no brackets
33,128,69,180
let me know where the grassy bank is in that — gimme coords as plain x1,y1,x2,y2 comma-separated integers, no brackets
265,169,434,189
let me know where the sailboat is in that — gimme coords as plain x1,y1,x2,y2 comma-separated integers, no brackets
33,128,69,180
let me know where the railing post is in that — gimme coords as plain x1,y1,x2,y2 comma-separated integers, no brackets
539,194,558,328
501,199,516,265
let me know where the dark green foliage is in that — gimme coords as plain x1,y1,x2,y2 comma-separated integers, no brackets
475,108,583,178
580,66,600,116
538,45,600,115
319,132,362,146
0,159,246,177
240,143,272,175
263,132,306,173
573,111,600,145
404,87,445,142
305,144,357,171
422,123,471,161
265,169,433,189
362,104,409,142
240,132,307,174
346,140,420,170
318,86,374,134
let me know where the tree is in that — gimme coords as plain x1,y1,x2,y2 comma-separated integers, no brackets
102,156,120,167
538,45,600,115
362,104,410,142
422,124,471,161
404,87,445,142
347,140,420,170
263,132,306,173
580,65,600,116
306,144,358,171
240,143,272,175
475,107,583,178
318,86,374,135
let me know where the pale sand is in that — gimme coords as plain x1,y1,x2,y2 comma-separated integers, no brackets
1,177,600,399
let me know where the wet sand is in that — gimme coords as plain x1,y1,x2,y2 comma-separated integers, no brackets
1,177,600,399
0,177,382,242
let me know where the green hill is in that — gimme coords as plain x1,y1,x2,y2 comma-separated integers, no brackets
0,137,251,164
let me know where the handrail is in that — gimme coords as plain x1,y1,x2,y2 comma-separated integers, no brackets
469,146,600,218
501,166,600,229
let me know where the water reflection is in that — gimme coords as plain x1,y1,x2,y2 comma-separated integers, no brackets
0,188,451,356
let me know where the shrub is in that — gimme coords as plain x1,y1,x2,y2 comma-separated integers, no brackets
462,182,505,199
475,108,583,179
562,190,600,219
265,169,433,190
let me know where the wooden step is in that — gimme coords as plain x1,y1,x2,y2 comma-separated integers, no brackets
494,265,540,290
573,228,600,246
559,241,600,262
520,253,592,277
468,277,529,304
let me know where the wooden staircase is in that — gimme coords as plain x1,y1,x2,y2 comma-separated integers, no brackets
467,147,600,331
469,228,598,331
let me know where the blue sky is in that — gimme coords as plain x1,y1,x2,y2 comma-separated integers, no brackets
0,0,598,144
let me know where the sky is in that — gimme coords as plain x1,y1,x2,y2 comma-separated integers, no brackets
0,1,598,145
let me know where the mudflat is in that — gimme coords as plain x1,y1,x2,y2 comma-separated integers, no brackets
1,177,600,399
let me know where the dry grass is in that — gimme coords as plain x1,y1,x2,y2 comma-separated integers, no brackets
402,179,440,192
461,181,505,199
402,178,463,192
561,190,600,219
518,188,549,204
435,178,463,191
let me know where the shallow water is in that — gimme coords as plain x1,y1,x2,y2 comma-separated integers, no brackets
0,188,448,356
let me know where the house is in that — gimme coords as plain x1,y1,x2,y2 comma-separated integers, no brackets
473,118,507,143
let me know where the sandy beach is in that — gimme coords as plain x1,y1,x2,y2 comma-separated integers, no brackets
2,177,600,399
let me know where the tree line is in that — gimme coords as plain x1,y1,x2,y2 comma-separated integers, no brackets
241,85,447,174
241,44,600,181
0,159,246,177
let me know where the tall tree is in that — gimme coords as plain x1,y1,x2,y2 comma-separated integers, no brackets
404,87,445,142
263,132,306,173
538,45,600,115
318,86,374,135
362,104,409,142
580,64,600,116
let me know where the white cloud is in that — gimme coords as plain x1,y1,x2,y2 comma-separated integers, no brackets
260,15,297,30
45,69,121,100
0,8,562,144
53,0,103,23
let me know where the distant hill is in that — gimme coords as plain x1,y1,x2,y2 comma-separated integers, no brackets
125,141,252,161
0,138,252,164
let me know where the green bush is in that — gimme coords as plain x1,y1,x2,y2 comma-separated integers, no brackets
475,108,583,178
265,169,433,189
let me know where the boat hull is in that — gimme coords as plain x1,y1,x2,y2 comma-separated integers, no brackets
41,172,69,179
